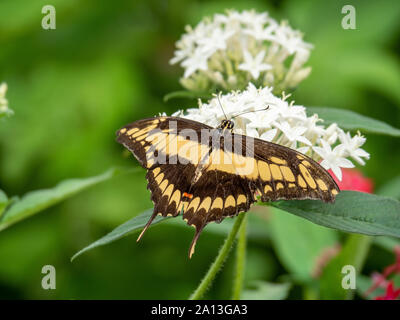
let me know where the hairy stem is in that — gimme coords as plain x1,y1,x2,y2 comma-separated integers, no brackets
232,213,248,300
189,212,247,300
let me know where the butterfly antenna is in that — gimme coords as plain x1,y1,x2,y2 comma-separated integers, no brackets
216,91,228,120
137,212,157,242
230,105,271,119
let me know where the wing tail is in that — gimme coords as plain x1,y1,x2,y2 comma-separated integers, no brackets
188,225,205,259
137,212,158,242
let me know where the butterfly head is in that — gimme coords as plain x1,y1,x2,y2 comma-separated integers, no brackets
218,119,235,131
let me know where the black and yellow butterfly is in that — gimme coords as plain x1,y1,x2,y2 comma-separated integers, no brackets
116,116,339,258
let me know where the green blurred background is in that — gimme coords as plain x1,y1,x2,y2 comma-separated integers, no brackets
0,0,399,299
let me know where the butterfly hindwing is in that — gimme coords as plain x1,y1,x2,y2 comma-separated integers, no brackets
181,168,254,257
148,161,196,217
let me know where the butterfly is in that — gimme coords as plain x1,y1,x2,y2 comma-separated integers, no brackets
116,116,340,258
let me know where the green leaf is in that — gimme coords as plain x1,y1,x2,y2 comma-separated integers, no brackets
72,209,270,262
307,107,400,137
74,191,400,261
167,211,270,241
267,191,400,238
163,90,211,102
71,209,166,261
0,167,132,232
320,234,372,300
241,281,291,300
268,207,338,281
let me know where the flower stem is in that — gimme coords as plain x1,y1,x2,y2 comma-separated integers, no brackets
189,212,247,300
232,213,248,300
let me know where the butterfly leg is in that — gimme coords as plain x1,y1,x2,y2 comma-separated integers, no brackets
137,212,158,242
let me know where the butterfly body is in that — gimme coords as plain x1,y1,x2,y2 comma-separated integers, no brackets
116,116,339,258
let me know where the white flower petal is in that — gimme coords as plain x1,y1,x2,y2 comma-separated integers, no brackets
260,128,277,141
337,158,355,168
331,165,343,181
296,146,310,154
171,10,312,90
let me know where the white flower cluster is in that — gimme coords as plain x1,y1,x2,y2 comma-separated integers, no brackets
170,10,312,94
0,83,12,118
172,84,369,181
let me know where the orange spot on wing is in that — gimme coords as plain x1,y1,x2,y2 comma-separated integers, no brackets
183,192,193,199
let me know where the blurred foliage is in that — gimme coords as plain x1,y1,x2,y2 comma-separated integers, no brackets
0,0,399,299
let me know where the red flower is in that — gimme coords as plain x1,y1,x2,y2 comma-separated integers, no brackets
375,282,400,300
328,168,374,193
365,246,400,299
